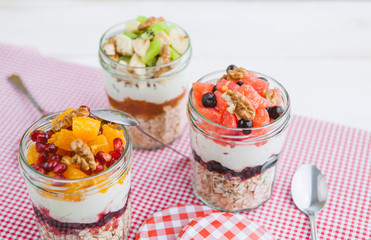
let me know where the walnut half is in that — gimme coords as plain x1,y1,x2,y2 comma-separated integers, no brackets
263,89,279,105
51,107,90,132
70,139,96,171
226,67,248,80
222,90,255,121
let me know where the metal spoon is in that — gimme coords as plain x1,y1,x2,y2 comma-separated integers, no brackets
7,74,48,116
291,164,328,240
90,109,190,160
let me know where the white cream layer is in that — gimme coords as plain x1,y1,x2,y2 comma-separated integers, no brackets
190,130,286,171
103,71,188,104
28,172,131,223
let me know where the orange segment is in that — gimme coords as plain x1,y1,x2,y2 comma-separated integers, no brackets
88,135,109,155
63,165,89,179
48,129,76,151
72,117,101,143
26,144,39,165
102,124,125,152
51,108,75,127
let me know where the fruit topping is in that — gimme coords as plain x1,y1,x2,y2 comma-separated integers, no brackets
103,16,189,77
226,67,248,80
236,80,243,86
263,89,279,105
266,106,284,119
71,139,97,171
27,107,127,179
201,92,217,108
226,64,237,72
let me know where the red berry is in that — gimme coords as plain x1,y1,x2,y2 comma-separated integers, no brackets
31,164,41,170
47,160,59,171
50,155,61,162
113,138,123,152
30,130,44,142
45,143,58,154
36,132,47,144
96,151,112,164
36,142,46,153
53,163,67,174
37,152,48,165
110,151,121,161
106,159,117,168
38,168,46,174
83,168,93,175
54,174,65,179
46,130,54,139
95,164,104,173
79,105,90,111
42,162,49,171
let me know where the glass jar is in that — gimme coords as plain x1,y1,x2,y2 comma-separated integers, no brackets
99,20,192,149
187,70,291,212
18,113,132,240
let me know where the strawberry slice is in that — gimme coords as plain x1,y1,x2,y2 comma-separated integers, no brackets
238,84,272,109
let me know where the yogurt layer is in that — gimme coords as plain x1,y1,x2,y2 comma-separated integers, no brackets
104,71,187,104
27,172,131,224
190,130,286,171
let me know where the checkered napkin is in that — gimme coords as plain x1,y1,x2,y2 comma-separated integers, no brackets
177,212,272,240
0,44,370,239
135,204,219,239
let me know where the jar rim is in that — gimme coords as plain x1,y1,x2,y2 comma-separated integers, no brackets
98,19,192,71
188,70,291,140
18,112,131,184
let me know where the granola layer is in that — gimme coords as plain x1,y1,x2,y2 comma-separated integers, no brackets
36,202,131,240
193,161,275,212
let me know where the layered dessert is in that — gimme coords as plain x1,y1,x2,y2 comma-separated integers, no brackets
20,106,132,240
99,16,191,148
188,66,290,212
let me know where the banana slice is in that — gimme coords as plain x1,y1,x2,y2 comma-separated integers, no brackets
169,29,189,55
132,39,150,57
114,34,133,56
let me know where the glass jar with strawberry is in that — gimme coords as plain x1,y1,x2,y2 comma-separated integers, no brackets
187,66,291,212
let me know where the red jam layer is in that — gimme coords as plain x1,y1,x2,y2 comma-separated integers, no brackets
33,192,130,234
192,150,278,181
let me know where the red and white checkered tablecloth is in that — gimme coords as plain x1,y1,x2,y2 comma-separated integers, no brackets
0,44,370,239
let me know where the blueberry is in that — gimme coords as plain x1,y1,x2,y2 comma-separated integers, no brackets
202,92,217,108
236,80,243,86
212,85,217,93
237,119,253,135
226,64,237,72
258,77,268,82
266,106,284,119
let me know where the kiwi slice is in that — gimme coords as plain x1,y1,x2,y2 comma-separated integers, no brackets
124,32,137,39
169,45,181,60
141,30,155,40
136,16,147,24
141,38,162,66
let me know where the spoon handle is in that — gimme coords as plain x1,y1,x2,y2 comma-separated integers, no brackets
136,126,190,160
7,74,46,114
308,213,318,240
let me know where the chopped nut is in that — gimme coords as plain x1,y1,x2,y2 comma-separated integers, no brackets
263,89,279,105
222,90,255,121
154,45,172,77
70,139,96,171
51,108,90,132
103,37,116,56
226,67,248,80
138,16,165,30
109,54,119,62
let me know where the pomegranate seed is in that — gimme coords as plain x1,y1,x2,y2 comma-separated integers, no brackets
37,152,49,165
113,138,123,152
45,143,58,154
95,164,104,173
79,105,90,111
53,163,67,174
70,152,76,157
30,130,44,142
31,164,41,170
54,174,65,179
36,132,47,144
106,159,117,168
83,168,93,175
36,142,46,153
47,160,59,171
38,168,46,174
50,155,61,162
96,151,112,164
42,162,49,171
52,174,66,186
110,151,121,161
46,130,54,139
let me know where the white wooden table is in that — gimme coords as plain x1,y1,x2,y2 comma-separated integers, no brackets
1,0,371,130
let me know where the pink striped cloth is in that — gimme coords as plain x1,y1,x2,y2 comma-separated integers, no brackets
0,44,370,239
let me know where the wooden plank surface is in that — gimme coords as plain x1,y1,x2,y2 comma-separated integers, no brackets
1,0,370,130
